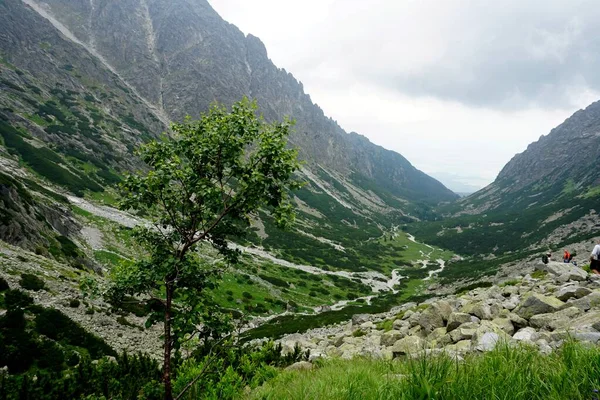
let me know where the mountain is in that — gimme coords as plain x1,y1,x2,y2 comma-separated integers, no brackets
408,100,600,282
0,0,463,325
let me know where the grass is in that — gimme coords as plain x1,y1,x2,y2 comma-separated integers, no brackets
250,342,600,400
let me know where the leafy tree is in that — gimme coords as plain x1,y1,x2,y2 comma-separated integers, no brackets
112,99,301,400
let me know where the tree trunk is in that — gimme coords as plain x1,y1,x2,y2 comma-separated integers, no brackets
163,284,174,400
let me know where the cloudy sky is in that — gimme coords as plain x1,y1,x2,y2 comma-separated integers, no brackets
209,0,600,192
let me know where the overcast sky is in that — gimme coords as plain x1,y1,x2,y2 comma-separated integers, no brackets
209,0,600,192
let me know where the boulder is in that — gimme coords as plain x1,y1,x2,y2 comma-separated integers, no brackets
502,295,520,311
507,313,528,330
352,314,371,326
431,301,453,322
567,310,600,331
360,321,376,330
563,292,600,312
555,285,592,302
428,327,452,348
573,332,600,344
474,332,501,352
537,262,587,281
491,318,515,335
418,309,444,333
512,327,538,342
529,307,581,331
447,312,472,332
391,336,425,357
515,293,565,319
393,319,409,331
285,361,313,371
381,330,405,347
462,302,493,320
450,323,478,343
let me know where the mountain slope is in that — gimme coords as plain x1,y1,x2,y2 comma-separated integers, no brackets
16,0,455,205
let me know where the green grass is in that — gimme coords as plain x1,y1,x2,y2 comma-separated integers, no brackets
250,342,600,400
93,250,127,267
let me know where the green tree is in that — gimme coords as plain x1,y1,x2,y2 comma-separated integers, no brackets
112,99,301,400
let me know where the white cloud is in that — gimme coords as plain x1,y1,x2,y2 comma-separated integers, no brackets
208,0,600,189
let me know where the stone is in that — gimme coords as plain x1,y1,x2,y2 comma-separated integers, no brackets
360,321,376,330
285,361,313,371
447,312,472,332
513,327,538,342
563,292,600,311
462,302,494,320
474,332,501,352
393,319,409,331
352,314,371,326
491,318,515,335
567,310,600,331
402,310,414,320
539,262,588,281
515,293,565,319
450,325,477,343
573,332,600,344
428,327,452,348
431,301,453,322
502,295,520,311
529,307,581,331
536,339,553,355
555,285,592,301
381,330,405,346
408,311,421,327
418,309,444,333
391,336,425,357
507,313,528,330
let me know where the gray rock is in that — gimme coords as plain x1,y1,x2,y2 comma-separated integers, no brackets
381,330,405,347
391,336,425,357
418,309,444,333
474,332,501,352
431,301,453,322
513,327,538,342
285,361,313,371
555,285,592,301
563,292,600,311
450,324,478,343
573,332,600,344
515,293,565,319
538,262,588,281
352,314,371,326
447,312,472,332
462,302,493,320
529,307,581,331
491,318,515,335
507,313,529,329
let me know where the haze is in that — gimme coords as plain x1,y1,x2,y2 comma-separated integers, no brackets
209,0,600,193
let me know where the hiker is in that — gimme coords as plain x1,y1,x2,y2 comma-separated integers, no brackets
542,252,550,264
563,249,572,263
591,240,600,275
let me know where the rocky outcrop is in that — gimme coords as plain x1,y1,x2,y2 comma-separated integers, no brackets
273,263,600,360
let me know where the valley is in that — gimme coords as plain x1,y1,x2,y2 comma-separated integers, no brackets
0,0,600,399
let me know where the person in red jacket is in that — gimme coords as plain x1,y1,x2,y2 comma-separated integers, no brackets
563,249,572,263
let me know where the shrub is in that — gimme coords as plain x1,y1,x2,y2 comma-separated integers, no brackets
69,299,81,308
4,289,34,309
19,273,46,291
0,276,9,291
242,291,253,299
